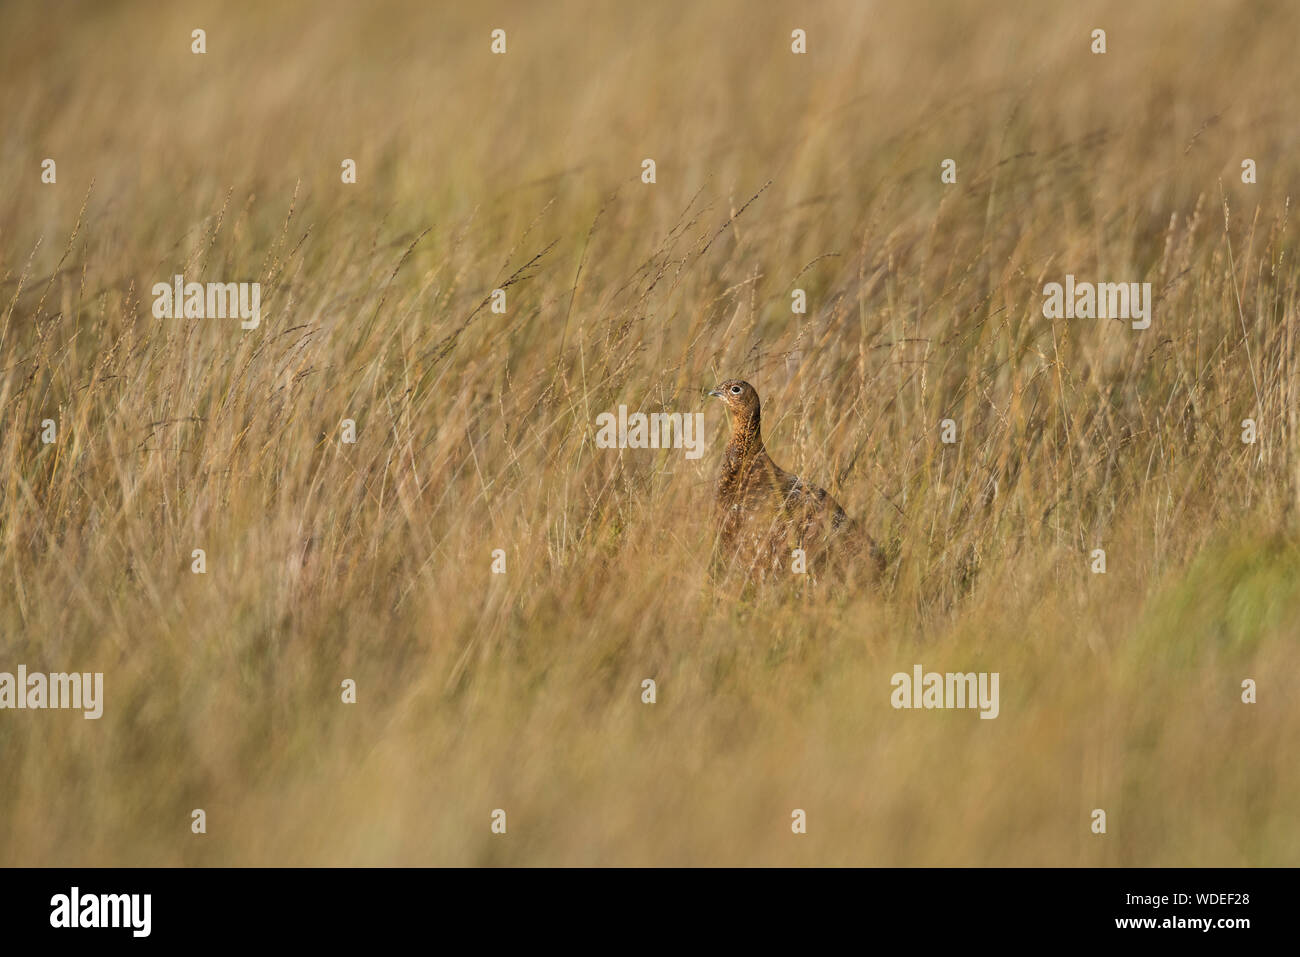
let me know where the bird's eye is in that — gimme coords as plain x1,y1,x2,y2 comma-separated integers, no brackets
730,385,742,394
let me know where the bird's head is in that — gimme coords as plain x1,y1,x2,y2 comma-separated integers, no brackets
708,379,761,423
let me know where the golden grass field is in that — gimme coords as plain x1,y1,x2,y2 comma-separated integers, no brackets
2,0,1298,866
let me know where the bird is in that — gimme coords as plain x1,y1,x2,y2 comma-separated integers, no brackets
707,378,883,584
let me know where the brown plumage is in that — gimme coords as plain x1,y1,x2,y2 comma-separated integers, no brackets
708,379,883,583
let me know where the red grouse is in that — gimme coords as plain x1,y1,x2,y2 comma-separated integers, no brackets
708,379,882,582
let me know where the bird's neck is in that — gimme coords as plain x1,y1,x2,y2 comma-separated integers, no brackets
724,409,764,466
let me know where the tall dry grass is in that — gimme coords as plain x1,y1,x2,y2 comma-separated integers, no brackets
1,0,1298,865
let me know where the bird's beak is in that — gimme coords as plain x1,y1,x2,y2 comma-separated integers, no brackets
707,387,723,398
